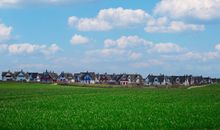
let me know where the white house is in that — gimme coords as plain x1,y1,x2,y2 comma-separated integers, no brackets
2,71,14,81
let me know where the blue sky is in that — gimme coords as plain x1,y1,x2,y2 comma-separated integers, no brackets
0,0,220,77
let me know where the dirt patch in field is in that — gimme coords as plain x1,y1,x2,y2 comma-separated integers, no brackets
187,85,207,89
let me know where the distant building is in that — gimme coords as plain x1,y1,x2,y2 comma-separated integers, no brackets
73,73,81,83
145,74,211,87
80,71,96,84
40,70,58,83
145,74,168,86
0,70,218,86
98,73,112,84
14,70,29,82
57,72,74,83
2,70,14,81
119,74,129,86
96,73,121,85
28,72,41,82
118,74,143,86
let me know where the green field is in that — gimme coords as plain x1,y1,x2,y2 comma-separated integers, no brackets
0,82,220,129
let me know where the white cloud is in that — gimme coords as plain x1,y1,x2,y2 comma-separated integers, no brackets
42,44,60,55
149,43,184,53
215,44,220,51
145,17,205,33
154,0,220,20
68,7,206,33
104,35,152,49
129,52,142,60
183,51,219,61
162,50,220,62
0,0,19,8
68,16,79,27
87,35,185,63
84,35,220,72
92,36,184,61
0,23,13,41
7,43,60,55
68,7,150,31
70,34,89,45
87,48,126,57
87,38,143,59
97,7,149,27
0,21,60,56
74,18,112,31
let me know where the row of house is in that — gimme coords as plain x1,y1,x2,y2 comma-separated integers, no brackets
1,70,143,86
1,70,220,86
145,74,215,86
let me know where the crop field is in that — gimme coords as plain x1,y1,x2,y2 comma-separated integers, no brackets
0,82,220,129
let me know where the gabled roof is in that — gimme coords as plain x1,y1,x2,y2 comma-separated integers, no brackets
14,70,29,78
193,76,203,81
42,70,58,80
80,71,96,80
99,73,113,81
59,72,74,80
49,72,58,80
28,72,42,79
2,71,14,77
128,74,143,82
119,74,128,81
147,74,165,82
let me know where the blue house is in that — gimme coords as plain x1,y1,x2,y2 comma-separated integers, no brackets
14,70,29,82
80,72,96,84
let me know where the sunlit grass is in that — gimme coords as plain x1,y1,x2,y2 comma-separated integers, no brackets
0,82,219,129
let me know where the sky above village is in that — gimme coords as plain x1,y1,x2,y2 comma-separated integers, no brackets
0,0,220,77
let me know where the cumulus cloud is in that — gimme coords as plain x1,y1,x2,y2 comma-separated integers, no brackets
104,35,183,54
145,17,205,33
104,35,153,49
68,7,206,33
7,43,60,55
0,23,13,41
69,17,112,31
86,35,152,60
87,35,185,63
0,21,60,56
68,7,150,31
154,0,220,20
85,35,220,70
70,34,89,45
149,43,184,53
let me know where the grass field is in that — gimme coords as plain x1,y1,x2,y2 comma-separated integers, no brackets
0,82,220,129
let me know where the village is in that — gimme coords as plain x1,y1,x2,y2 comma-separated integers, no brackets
1,70,220,86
